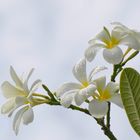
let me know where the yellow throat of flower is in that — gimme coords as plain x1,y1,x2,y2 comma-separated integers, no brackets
104,37,120,49
94,90,111,101
81,81,89,89
103,27,120,49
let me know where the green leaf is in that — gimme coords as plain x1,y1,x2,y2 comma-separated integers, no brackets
120,68,140,137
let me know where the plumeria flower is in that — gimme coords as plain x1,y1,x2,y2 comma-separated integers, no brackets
56,58,107,107
85,23,140,64
112,22,140,51
88,76,123,118
1,66,41,135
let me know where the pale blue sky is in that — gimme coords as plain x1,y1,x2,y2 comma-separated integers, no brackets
0,0,140,140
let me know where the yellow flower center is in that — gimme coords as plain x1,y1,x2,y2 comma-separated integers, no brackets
81,81,89,89
104,37,120,49
94,90,111,101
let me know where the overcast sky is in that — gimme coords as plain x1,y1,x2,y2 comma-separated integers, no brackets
0,0,140,140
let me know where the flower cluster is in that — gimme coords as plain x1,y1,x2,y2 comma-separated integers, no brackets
1,22,140,135
1,66,41,135
56,58,123,118
56,58,107,108
85,22,140,64
56,22,140,118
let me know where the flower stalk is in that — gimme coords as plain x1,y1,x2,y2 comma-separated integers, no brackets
40,50,139,140
106,50,139,139
1,22,140,139
41,86,117,140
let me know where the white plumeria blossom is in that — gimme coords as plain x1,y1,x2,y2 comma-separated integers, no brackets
1,66,41,135
85,22,140,64
112,22,140,51
89,76,123,118
56,58,107,108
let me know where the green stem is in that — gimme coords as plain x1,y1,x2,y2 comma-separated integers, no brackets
111,51,139,82
34,93,117,140
106,65,118,131
106,50,139,136
69,105,116,140
96,118,117,140
111,64,119,82
122,51,139,66
110,51,139,83
106,102,111,129
37,51,139,140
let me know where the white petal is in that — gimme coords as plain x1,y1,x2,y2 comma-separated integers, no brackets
13,106,28,135
95,29,110,42
28,79,42,97
22,107,34,125
1,81,27,98
89,100,108,118
25,68,34,84
60,92,75,108
88,38,96,45
109,94,123,108
85,44,103,62
103,47,123,64
80,84,97,96
30,79,41,92
56,82,81,97
15,96,28,106
75,92,85,106
132,31,140,42
93,76,106,93
120,35,140,51
112,22,140,50
74,84,96,106
23,68,34,93
129,33,140,50
1,98,16,114
10,66,23,88
111,22,126,27
8,97,28,117
88,66,107,82
104,82,119,95
85,84,97,96
72,58,88,84
111,29,124,41
111,22,129,33
74,89,88,106
84,46,98,62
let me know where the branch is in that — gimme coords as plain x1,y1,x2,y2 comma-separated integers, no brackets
33,93,117,140
69,104,116,140
107,50,139,135
106,102,111,129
